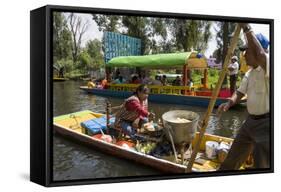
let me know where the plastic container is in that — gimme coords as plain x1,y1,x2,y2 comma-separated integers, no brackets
205,141,219,159
217,142,231,163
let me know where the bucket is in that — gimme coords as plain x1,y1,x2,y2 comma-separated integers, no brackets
162,110,199,144
217,142,231,163
205,141,219,159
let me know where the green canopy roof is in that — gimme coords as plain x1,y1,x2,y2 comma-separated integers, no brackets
107,52,207,68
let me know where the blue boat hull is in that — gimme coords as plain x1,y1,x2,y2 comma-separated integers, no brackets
80,87,228,107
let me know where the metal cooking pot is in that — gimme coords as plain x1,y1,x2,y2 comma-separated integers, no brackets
162,110,199,144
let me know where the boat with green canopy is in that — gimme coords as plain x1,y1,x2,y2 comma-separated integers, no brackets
80,52,243,107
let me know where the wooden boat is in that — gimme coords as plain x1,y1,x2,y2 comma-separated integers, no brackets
80,52,246,107
80,86,231,107
53,77,68,82
53,110,252,173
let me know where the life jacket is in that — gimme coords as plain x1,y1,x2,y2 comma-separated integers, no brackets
114,95,148,128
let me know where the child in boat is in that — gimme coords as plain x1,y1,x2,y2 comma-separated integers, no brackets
114,84,155,139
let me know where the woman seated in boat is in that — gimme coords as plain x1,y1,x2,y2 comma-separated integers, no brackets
114,84,155,139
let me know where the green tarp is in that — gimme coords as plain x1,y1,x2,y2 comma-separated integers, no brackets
107,52,201,68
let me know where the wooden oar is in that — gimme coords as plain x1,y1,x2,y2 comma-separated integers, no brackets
185,24,242,172
106,101,111,132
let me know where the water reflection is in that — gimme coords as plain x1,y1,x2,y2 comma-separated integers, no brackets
53,81,247,180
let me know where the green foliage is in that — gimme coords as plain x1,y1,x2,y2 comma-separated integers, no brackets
209,68,219,77
56,59,74,72
86,39,105,69
212,22,243,63
53,13,105,79
92,15,121,32
78,51,91,70
167,19,212,52
191,68,241,89
64,69,86,79
53,12,72,63
121,16,151,54
53,13,215,80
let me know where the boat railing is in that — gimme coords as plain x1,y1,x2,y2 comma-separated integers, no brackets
108,83,207,96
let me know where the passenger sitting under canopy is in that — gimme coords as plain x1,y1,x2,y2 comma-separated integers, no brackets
112,75,126,84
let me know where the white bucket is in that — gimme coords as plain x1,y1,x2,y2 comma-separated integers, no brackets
205,141,219,159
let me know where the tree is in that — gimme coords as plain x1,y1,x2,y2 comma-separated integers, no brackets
53,12,72,64
78,51,91,72
68,13,89,65
212,22,243,87
120,16,151,54
92,15,121,32
92,15,172,55
86,39,104,69
91,15,211,55
167,19,212,52
213,22,243,63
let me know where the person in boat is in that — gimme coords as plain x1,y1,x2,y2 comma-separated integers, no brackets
114,84,155,139
114,69,121,80
96,77,108,89
112,75,126,84
141,73,151,84
87,77,96,88
151,75,162,85
218,24,270,170
228,55,239,95
131,75,141,84
161,75,168,86
172,76,182,86
189,78,194,87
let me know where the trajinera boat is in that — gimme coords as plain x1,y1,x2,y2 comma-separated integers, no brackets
53,110,253,173
80,52,246,107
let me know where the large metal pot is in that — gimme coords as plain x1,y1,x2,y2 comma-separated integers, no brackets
162,110,199,144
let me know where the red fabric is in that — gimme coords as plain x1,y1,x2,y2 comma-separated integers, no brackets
125,99,148,119
131,79,141,84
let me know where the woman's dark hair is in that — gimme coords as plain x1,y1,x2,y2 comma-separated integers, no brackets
134,84,149,95
132,75,138,81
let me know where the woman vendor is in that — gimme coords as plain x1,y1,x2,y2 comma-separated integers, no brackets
114,84,155,139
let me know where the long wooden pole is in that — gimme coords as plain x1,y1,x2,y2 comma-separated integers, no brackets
185,25,241,172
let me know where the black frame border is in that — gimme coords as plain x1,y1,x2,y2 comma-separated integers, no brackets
30,4,274,187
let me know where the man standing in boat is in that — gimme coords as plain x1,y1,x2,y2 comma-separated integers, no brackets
114,84,155,139
218,23,270,170
228,55,239,95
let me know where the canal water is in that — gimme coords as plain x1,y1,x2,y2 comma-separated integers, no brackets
53,81,248,181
